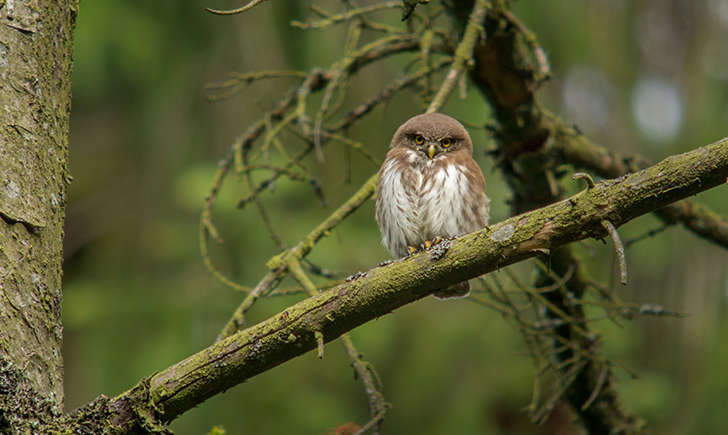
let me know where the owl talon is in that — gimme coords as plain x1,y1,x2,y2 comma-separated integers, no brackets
422,236,443,250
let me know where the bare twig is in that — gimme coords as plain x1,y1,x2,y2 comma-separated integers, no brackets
601,220,627,285
501,9,550,83
581,363,608,411
206,70,308,100
315,330,325,359
292,2,402,31
205,0,270,16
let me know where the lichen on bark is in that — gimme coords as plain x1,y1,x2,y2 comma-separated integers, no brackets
0,0,78,429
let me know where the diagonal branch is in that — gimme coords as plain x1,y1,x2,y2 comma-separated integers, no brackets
69,138,728,433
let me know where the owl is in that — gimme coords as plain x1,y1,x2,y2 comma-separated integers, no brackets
375,113,490,299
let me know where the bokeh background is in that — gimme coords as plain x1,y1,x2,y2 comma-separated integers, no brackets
64,1,728,433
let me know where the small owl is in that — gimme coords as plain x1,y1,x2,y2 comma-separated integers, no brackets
376,113,490,299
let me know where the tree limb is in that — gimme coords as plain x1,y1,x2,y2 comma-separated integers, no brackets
550,120,728,248
68,137,728,433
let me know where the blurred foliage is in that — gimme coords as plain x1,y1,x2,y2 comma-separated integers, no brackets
65,0,728,434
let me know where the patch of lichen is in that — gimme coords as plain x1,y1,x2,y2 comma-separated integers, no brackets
0,355,62,433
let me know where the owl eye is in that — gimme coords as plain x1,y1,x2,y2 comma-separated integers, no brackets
440,138,452,148
414,135,425,145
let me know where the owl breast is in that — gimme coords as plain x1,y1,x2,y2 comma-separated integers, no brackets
376,149,488,258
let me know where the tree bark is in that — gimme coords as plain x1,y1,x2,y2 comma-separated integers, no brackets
0,0,77,430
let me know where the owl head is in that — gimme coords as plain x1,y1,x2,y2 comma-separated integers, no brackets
389,113,473,159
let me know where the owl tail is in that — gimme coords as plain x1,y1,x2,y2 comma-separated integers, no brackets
433,281,470,300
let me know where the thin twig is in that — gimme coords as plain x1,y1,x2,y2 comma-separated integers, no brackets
581,363,608,411
206,70,308,100
292,2,402,31
572,171,596,189
315,330,325,359
205,0,270,16
601,220,628,285
354,408,388,435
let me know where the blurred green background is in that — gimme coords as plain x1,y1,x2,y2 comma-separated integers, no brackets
64,1,728,434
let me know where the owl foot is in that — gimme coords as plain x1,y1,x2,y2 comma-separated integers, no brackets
421,236,443,250
407,237,445,257
346,271,368,282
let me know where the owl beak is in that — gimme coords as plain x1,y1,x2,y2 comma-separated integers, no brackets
427,143,436,159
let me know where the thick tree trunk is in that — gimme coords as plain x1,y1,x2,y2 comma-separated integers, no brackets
0,0,77,430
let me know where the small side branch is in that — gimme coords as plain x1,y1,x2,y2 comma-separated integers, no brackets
314,331,325,359
341,335,389,435
572,172,596,189
292,2,403,30
205,0,269,16
581,363,609,411
601,220,627,286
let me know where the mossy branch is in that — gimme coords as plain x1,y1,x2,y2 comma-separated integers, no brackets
550,120,728,249
69,138,728,432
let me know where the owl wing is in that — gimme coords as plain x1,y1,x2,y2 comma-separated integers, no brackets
376,149,422,258
453,151,490,232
